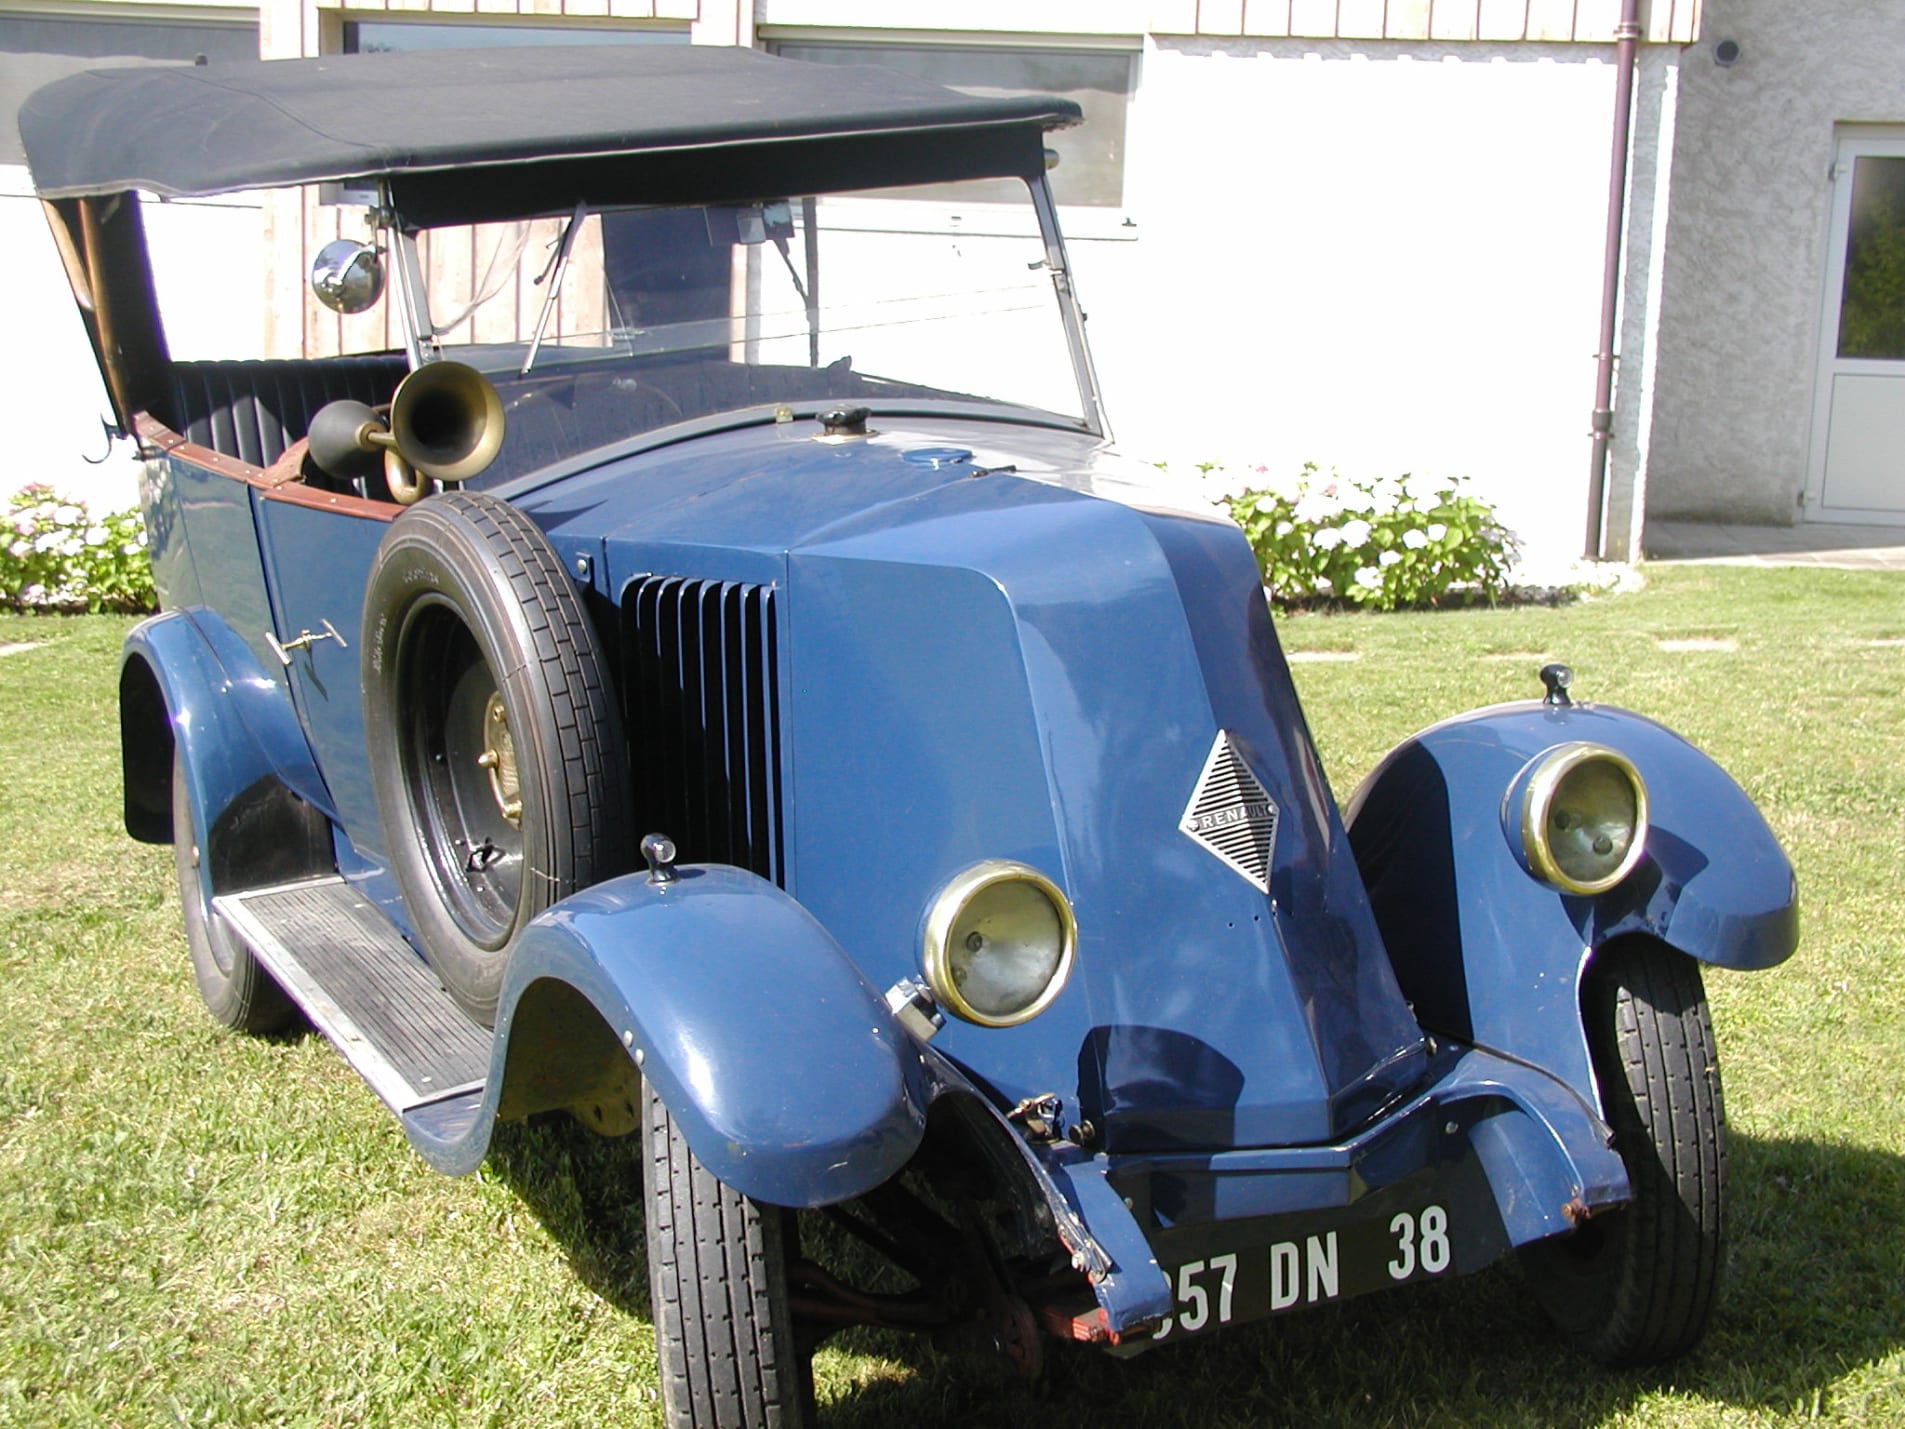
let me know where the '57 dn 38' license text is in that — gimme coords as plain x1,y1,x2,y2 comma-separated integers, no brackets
24,42,1797,1426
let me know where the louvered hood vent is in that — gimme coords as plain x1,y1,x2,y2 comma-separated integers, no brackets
622,577,785,884
1180,730,1280,894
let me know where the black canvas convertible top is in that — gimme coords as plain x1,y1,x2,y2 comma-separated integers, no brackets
21,45,1082,221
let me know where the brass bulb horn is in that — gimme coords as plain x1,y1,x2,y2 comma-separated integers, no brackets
306,360,506,506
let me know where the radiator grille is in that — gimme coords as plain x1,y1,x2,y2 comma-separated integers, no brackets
622,576,785,884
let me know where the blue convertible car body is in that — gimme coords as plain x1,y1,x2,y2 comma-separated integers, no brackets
27,42,1796,1425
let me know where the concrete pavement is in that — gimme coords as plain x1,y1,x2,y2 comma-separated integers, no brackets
1644,519,1905,571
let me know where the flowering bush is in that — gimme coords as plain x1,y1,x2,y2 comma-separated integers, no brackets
2,485,156,614
1207,463,1519,611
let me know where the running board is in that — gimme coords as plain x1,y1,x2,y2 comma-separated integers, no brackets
214,877,491,1116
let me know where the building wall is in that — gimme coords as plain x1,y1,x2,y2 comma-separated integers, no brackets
754,0,1699,45
9,0,1705,563
1601,43,1680,562
765,2,1695,561
3,0,261,509
1645,0,1905,526
1106,35,1628,562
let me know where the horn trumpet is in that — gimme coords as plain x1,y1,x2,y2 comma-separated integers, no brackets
307,360,506,506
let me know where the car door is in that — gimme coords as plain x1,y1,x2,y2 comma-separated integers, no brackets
254,487,394,859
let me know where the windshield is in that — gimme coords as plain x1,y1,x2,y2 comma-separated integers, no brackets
373,186,1088,481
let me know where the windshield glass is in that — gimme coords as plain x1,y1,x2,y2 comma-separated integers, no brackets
377,186,1086,481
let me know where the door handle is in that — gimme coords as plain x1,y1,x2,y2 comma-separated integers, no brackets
266,619,347,667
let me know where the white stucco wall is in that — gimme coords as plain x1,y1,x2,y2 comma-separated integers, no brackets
0,171,262,513
1645,0,1905,527
1602,45,1680,561
1105,36,1618,564
1,167,125,509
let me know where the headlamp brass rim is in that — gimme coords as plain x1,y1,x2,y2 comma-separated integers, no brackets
1519,741,1650,896
920,859,1077,1028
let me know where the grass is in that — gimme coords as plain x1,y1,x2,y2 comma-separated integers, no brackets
1,562,1901,1427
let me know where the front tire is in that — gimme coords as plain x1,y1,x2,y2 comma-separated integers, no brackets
1521,939,1728,1365
644,1088,812,1429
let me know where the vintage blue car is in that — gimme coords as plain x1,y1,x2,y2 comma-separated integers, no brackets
25,43,1798,1427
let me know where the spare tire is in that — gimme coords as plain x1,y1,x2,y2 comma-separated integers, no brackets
362,491,627,1025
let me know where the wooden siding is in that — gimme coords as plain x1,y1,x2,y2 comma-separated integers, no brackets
263,0,721,59
261,0,717,356
1196,0,1698,42
259,0,1698,62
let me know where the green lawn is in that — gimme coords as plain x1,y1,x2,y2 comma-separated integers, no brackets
1,563,1900,1427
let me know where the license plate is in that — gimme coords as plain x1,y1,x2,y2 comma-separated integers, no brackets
1147,1200,1458,1342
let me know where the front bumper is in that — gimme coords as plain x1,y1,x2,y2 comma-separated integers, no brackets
930,1043,1630,1346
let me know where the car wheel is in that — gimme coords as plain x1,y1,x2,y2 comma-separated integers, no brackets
644,1087,815,1429
1520,937,1727,1365
362,491,627,1025
172,751,297,1034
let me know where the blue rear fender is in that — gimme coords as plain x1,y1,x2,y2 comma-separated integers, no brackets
120,609,334,894
1345,700,1798,1105
451,867,932,1208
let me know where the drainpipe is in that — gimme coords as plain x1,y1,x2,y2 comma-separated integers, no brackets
1584,0,1643,560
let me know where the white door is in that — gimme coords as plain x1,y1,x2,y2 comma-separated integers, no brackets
1806,132,1905,524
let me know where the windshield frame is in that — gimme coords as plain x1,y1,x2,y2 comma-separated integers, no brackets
378,172,1111,447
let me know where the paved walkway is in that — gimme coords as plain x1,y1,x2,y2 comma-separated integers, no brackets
1645,519,1905,571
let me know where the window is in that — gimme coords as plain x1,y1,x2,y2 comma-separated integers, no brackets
343,21,688,54
1836,154,1905,361
0,13,258,165
769,40,1135,211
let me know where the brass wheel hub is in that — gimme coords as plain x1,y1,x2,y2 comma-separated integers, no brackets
475,691,522,826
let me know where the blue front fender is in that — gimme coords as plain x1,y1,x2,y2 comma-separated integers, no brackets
1345,700,1797,1104
415,868,931,1208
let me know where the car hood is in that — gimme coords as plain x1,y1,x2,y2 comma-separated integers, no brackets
519,417,1429,1151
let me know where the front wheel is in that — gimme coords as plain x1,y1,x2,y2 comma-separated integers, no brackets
644,1089,813,1429
1520,939,1728,1365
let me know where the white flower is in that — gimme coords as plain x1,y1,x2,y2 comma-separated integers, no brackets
33,533,61,553
7,540,26,559
1339,519,1373,548
1274,520,1294,538
55,505,83,525
1293,492,1345,525
1363,476,1404,513
1313,575,1333,592
1379,549,1403,567
11,516,33,536
58,537,83,557
1402,528,1429,550
1425,523,1448,542
1312,527,1345,549
1253,493,1282,514
1269,472,1306,502
121,542,143,557
1354,567,1384,591
85,525,107,545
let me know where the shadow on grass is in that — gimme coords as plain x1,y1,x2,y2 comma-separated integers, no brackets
482,1123,1903,1428
486,1113,654,1320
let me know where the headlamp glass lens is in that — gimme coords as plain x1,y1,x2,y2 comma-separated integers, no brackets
1549,760,1639,885
922,861,1076,1026
947,880,1065,1019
